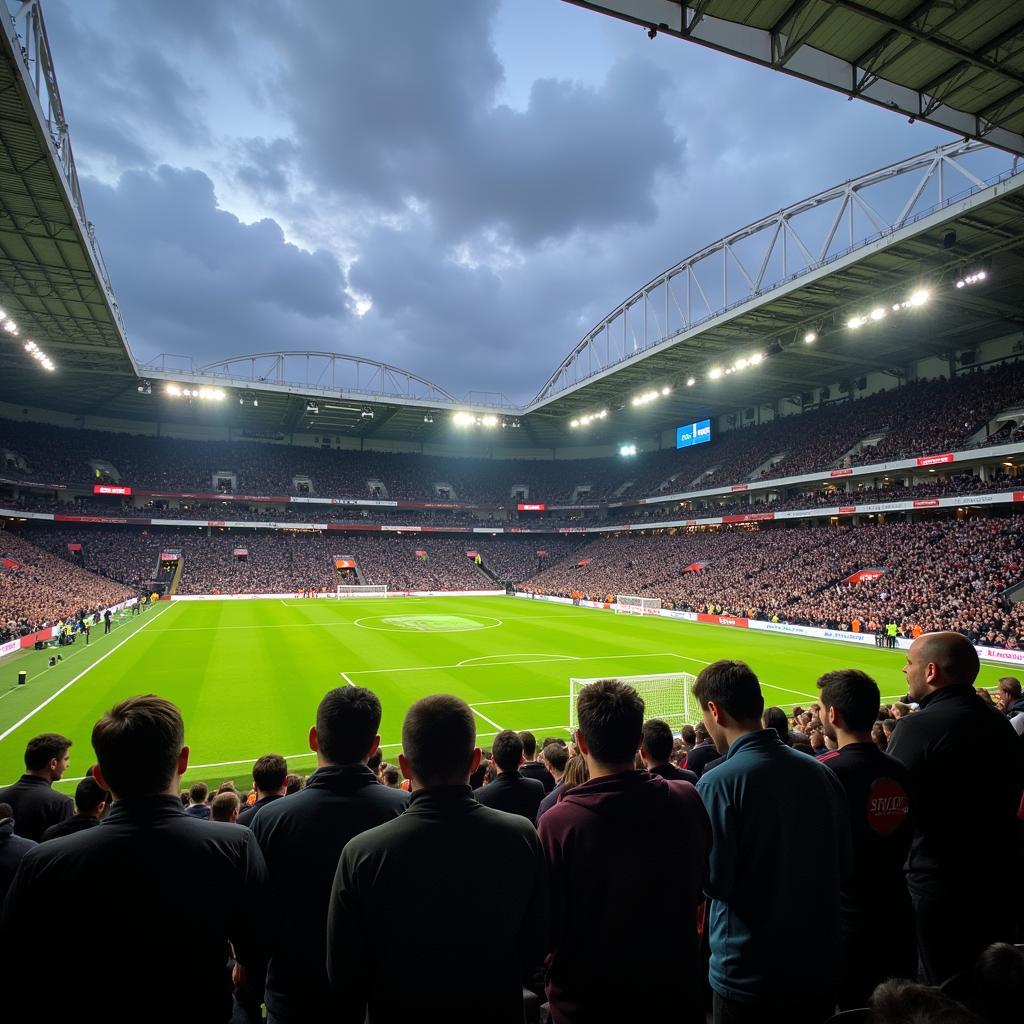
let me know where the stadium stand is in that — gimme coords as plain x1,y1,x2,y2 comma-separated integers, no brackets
2,362,1023,509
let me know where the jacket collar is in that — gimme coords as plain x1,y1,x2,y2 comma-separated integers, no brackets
725,728,783,760
105,794,187,822
305,763,378,791
917,683,976,709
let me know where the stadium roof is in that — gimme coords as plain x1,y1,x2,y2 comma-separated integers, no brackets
1,1,1023,454
563,1,1024,155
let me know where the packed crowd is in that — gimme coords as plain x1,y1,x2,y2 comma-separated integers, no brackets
523,513,1024,648
2,361,1023,509
1,635,1021,1024
0,532,134,642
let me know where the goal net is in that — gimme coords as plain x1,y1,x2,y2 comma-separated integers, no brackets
615,595,662,615
334,585,388,598
569,672,699,732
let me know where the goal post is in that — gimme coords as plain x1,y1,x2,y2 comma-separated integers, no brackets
615,595,662,615
569,672,699,732
333,585,388,598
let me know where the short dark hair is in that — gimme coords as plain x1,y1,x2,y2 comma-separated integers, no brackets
680,724,696,746
285,773,304,794
402,694,476,785
518,731,537,758
762,706,790,744
316,687,382,765
252,754,288,792
189,781,209,803
382,767,401,787
998,676,1023,700
576,679,644,765
541,736,566,749
24,733,72,771
870,979,982,1023
641,719,674,763
0,803,12,820
541,742,568,773
74,776,108,814
210,791,240,822
817,669,881,733
92,696,183,798
492,730,524,772
693,661,764,722
694,721,710,743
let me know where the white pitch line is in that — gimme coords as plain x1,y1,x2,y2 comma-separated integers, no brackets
340,672,357,687
0,604,172,745
343,651,688,677
470,707,504,732
470,694,566,707
456,653,578,667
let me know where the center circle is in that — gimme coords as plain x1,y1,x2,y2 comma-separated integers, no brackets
353,614,503,633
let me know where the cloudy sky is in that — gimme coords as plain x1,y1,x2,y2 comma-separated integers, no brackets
42,0,960,403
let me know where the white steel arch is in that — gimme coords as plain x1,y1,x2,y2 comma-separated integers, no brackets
536,140,1022,402
195,351,458,403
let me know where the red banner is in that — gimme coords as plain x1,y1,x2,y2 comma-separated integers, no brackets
682,563,707,572
335,558,356,568
843,569,886,584
66,543,82,552
517,503,546,511
576,558,592,566
2,557,22,570
93,484,132,496
465,550,479,558
722,512,775,524
916,453,954,467
233,548,248,557
838,506,856,514
730,484,748,493
159,552,181,561
697,614,749,628
912,499,940,509
1015,493,1024,503
830,468,853,478
536,550,549,557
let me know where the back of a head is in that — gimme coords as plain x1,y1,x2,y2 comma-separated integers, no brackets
210,791,240,823
576,679,645,766
381,767,402,788
972,942,1024,1023
541,741,568,774
562,754,590,789
252,753,288,793
285,773,304,794
695,721,710,744
0,802,12,822
871,979,983,1024
998,676,1022,701
918,631,981,688
402,694,476,787
817,669,881,733
518,731,537,759
189,781,209,804
74,776,109,815
680,724,696,746
316,686,382,765
24,732,72,771
92,695,184,799
762,707,790,744
641,719,674,763
492,730,523,772
693,660,764,723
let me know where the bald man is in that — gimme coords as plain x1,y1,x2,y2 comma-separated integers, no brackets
889,631,1024,984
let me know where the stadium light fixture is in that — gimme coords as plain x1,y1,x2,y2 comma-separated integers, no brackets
686,377,695,387
847,316,865,330
3,319,18,334
804,331,817,343
709,367,723,380
619,443,638,457
870,307,886,321
481,414,499,428
909,289,930,306
452,411,474,426
423,414,434,424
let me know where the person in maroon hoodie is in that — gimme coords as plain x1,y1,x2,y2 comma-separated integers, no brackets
538,679,712,1024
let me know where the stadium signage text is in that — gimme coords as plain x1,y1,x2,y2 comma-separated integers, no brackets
517,503,546,511
675,419,712,450
93,484,132,496
916,453,955,467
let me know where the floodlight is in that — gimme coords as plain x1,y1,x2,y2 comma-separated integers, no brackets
804,332,816,343
570,419,579,428
661,386,671,396
453,411,473,426
748,353,763,365
847,316,864,329
481,414,499,427
870,308,885,321
686,377,695,386
909,289,930,306
709,367,723,380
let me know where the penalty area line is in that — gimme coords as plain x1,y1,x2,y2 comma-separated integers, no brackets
340,672,357,687
0,604,173,745
470,707,504,732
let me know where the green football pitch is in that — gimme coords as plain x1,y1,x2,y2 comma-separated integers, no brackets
0,596,1010,794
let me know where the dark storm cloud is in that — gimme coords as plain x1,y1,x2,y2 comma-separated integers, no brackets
43,0,210,171
267,1,684,246
83,167,350,365
234,137,299,199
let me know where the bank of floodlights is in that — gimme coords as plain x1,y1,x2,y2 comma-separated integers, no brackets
165,383,226,401
0,308,56,372
569,409,608,428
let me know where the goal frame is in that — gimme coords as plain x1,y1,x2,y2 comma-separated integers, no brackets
569,672,698,732
333,585,388,598
614,594,662,615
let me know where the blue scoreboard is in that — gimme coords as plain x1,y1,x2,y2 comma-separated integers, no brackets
675,418,712,450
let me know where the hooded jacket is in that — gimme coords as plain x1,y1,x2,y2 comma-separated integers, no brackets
538,769,711,1024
